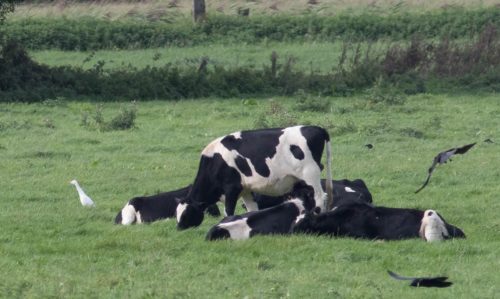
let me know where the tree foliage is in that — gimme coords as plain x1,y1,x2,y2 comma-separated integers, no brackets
0,0,18,24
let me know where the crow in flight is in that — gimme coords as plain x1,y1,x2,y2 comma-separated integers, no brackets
415,143,476,193
387,270,453,288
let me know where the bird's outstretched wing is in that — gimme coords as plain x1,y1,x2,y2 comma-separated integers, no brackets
387,270,414,281
388,270,452,288
454,142,476,154
415,158,438,193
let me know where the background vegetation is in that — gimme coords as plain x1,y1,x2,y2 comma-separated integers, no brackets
2,9,500,50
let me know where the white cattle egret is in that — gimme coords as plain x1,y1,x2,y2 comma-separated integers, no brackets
70,179,95,207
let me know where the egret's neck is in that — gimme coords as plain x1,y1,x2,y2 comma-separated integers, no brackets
74,183,84,194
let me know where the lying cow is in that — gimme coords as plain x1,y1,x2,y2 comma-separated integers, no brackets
292,202,465,241
206,186,315,240
250,178,372,210
177,125,333,229
115,185,220,225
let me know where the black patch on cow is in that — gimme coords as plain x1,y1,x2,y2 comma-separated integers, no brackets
300,126,329,169
251,178,373,211
290,145,305,160
179,153,243,229
114,211,123,224
235,155,252,177
206,226,231,240
177,203,205,230
220,128,284,177
187,153,241,208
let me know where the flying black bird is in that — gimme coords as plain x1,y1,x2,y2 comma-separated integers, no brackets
365,144,374,149
387,270,453,288
484,138,494,143
415,143,476,194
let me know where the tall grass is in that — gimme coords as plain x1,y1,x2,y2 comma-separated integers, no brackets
0,95,499,298
11,0,500,20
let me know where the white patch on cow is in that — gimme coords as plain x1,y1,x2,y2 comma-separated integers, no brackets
242,193,259,212
121,204,137,225
201,137,224,157
218,194,226,204
288,198,306,213
420,210,449,242
218,218,252,240
345,186,356,193
294,213,306,224
136,211,143,224
176,203,188,223
232,131,242,139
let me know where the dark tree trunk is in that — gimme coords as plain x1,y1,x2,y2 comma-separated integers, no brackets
193,0,206,23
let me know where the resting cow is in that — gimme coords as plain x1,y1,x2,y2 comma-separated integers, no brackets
206,186,315,241
115,185,220,225
250,178,372,210
177,125,333,230
292,203,465,241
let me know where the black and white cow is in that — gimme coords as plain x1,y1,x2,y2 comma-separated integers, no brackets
206,186,316,240
250,178,372,210
177,125,333,230
115,185,220,225
292,202,465,241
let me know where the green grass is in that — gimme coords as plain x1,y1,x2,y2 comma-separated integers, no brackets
29,42,368,72
1,94,499,298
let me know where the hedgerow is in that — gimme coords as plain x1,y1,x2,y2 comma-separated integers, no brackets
1,25,499,102
1,8,499,50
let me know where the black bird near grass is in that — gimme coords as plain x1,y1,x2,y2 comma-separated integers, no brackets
484,138,494,143
387,270,453,288
365,143,373,149
415,143,476,193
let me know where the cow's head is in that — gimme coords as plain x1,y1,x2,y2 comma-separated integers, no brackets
419,210,465,242
288,181,316,211
176,201,205,230
291,209,320,234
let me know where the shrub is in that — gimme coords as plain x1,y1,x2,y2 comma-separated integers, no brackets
293,90,331,112
1,8,499,50
1,24,499,102
253,100,298,129
80,102,137,131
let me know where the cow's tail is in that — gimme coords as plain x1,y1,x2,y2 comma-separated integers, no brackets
325,138,334,211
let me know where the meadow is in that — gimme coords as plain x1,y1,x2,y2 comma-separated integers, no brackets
29,42,352,72
2,0,500,297
1,94,499,298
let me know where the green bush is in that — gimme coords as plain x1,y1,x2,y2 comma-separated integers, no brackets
1,8,499,50
1,26,499,103
80,102,137,131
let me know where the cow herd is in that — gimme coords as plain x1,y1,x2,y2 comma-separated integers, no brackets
115,125,465,242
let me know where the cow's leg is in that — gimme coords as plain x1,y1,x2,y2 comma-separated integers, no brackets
223,187,242,216
241,192,258,212
301,166,327,211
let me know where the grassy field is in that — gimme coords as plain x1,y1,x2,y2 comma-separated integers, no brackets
1,94,499,298
29,42,352,72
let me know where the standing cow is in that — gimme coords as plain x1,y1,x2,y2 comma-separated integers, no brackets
177,125,333,229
